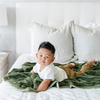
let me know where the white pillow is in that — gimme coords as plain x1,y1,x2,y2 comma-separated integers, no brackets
85,22,100,28
69,20,100,61
31,22,74,63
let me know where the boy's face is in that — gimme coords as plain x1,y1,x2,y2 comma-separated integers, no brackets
36,48,55,67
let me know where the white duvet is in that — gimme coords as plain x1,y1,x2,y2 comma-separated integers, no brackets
0,54,100,100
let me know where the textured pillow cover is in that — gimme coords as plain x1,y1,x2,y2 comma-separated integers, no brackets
69,20,100,61
31,22,74,63
85,22,100,28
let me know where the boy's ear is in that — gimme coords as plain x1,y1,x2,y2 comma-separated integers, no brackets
36,53,38,59
52,57,55,62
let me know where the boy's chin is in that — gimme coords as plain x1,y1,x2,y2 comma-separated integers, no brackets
40,62,45,65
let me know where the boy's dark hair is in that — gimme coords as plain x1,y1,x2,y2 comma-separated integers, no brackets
38,41,55,55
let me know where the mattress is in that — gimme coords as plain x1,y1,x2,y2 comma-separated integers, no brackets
0,54,100,100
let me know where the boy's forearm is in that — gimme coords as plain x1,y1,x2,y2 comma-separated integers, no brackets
37,79,51,91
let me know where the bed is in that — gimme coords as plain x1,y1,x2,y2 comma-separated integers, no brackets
0,2,100,100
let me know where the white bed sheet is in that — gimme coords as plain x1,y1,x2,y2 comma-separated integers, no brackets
0,54,100,100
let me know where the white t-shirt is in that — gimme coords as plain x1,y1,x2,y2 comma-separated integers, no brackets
33,63,68,82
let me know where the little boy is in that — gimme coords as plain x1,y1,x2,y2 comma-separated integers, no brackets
30,41,95,91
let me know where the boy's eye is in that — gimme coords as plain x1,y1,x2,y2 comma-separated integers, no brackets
46,56,49,58
40,55,42,57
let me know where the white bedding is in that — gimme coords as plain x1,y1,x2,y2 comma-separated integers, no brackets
0,54,100,100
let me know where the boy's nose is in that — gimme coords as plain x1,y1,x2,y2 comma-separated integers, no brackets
42,57,46,60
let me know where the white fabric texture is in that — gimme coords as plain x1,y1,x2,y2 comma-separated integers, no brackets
31,22,74,63
33,63,67,82
0,54,100,100
69,20,100,61
85,22,100,28
28,28,34,56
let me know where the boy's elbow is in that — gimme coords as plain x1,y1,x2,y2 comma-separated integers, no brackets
37,87,47,91
39,88,46,91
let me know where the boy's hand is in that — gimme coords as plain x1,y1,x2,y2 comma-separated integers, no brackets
30,69,35,74
37,79,51,91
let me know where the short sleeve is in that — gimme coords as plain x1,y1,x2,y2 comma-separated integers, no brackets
44,67,55,81
33,65,38,73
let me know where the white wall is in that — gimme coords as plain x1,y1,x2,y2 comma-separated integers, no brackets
0,0,100,70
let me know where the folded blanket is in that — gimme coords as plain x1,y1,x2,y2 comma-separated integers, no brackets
3,61,100,92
